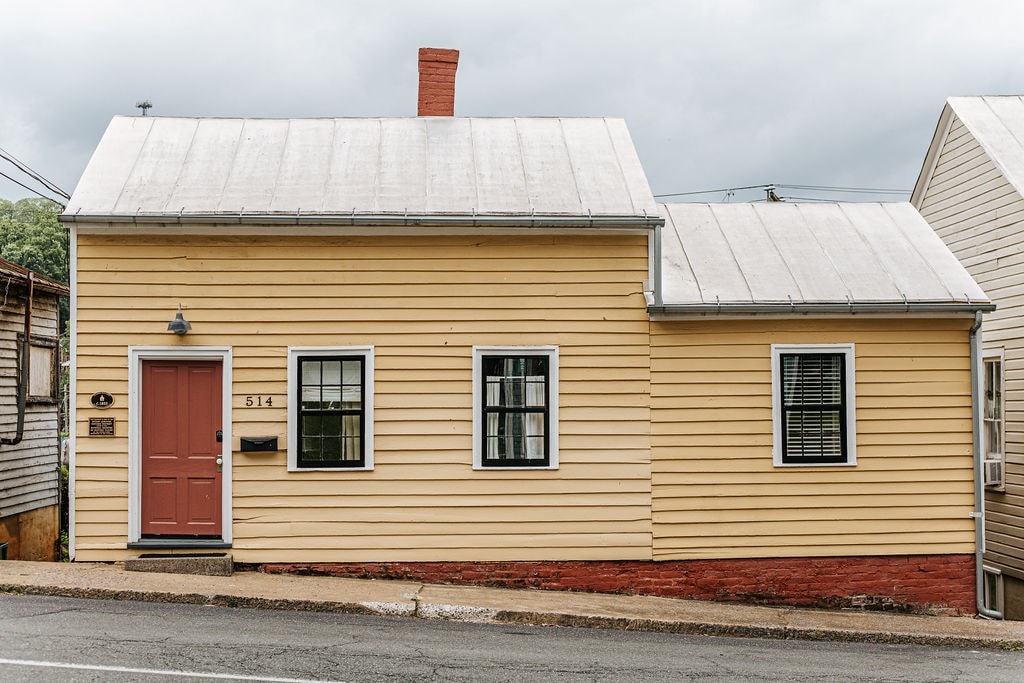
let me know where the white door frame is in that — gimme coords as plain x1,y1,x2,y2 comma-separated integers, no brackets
127,346,233,544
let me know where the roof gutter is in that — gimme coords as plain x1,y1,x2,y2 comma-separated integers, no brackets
59,212,664,230
647,301,995,316
971,310,1003,619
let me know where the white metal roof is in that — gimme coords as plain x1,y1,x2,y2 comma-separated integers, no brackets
656,202,990,313
913,96,1024,205
64,116,659,227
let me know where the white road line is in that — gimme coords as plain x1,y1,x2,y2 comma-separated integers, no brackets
0,657,348,683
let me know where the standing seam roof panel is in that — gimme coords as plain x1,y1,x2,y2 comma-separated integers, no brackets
663,204,751,303
470,118,530,214
216,119,291,213
751,203,850,302
321,119,382,214
70,117,154,214
268,119,335,213
377,118,428,214
881,202,988,302
561,118,633,215
710,204,800,302
425,117,477,214
165,119,246,213
793,203,903,300
836,203,950,301
110,118,198,215
515,118,584,215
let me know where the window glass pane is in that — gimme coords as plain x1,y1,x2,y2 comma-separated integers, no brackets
321,414,341,437
342,436,361,461
785,410,842,459
342,385,361,409
321,385,341,409
484,357,547,408
342,360,361,385
302,415,322,437
321,436,341,461
782,354,842,406
322,360,341,385
301,385,321,411
301,360,321,387
342,414,361,438
302,437,322,461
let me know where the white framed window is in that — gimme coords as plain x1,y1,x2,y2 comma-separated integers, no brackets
983,352,1004,487
982,565,1004,614
473,346,558,470
287,346,374,471
771,344,856,467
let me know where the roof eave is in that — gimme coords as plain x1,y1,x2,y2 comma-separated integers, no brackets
648,301,995,319
59,211,664,230
910,101,956,208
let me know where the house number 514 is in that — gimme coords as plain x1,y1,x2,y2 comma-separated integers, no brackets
245,396,274,407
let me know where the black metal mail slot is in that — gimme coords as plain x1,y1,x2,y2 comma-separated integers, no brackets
240,436,278,452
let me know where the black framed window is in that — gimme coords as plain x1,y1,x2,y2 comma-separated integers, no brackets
296,356,365,468
481,355,549,467
779,352,848,464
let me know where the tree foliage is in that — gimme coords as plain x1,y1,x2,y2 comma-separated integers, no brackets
0,197,68,284
0,197,70,324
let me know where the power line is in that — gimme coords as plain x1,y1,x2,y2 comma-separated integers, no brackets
655,184,770,197
0,146,71,200
655,183,911,199
0,169,67,207
775,183,910,195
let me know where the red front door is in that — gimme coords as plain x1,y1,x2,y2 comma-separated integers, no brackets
141,360,223,537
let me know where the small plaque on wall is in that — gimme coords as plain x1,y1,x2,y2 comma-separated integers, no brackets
89,417,115,436
91,392,114,409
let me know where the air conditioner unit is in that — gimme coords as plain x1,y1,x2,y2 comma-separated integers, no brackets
983,459,1004,487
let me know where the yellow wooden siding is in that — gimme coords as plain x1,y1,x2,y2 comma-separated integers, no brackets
650,318,976,560
73,233,653,562
919,115,1024,578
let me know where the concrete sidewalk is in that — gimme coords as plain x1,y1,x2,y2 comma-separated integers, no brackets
2,560,1023,650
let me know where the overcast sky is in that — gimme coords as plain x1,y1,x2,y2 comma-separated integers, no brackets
2,0,1023,205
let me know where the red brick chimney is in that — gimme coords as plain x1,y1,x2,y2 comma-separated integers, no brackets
418,47,459,116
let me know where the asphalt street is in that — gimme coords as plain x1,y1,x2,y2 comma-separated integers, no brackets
2,594,1023,682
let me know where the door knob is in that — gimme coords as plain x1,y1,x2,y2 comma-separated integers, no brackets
215,456,224,472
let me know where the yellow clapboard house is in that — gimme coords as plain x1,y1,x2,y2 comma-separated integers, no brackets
61,50,992,613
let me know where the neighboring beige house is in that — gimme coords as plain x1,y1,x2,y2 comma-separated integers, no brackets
60,50,993,613
0,258,68,561
913,95,1024,619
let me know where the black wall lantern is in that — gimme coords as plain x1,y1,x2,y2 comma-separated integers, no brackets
167,304,192,335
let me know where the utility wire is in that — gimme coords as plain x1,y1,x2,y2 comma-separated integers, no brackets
0,146,71,200
776,183,909,195
0,145,70,198
0,169,67,207
655,184,770,197
655,183,911,198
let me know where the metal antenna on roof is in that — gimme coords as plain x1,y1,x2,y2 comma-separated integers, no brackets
136,100,153,116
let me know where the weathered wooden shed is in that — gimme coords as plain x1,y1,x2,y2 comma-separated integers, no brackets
0,258,68,561
913,95,1024,618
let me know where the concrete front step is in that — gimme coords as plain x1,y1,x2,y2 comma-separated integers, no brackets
125,553,233,577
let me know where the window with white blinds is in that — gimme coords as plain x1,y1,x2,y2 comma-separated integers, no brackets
771,344,856,466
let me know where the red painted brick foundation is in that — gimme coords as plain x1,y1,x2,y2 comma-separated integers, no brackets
260,554,976,615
